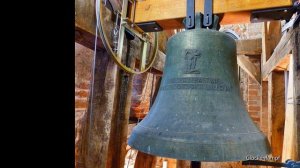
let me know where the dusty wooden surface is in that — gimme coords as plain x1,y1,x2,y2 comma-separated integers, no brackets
282,54,297,161
237,55,261,84
83,49,119,168
236,38,262,56
292,24,300,160
262,23,296,80
134,152,157,168
262,21,282,65
131,0,292,29
268,72,285,159
107,44,135,168
176,160,190,168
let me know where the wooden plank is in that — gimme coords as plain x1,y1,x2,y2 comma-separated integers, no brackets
132,0,292,25
220,11,251,25
236,38,262,56
155,11,252,29
268,72,285,159
134,152,157,168
292,24,300,160
262,23,297,80
261,21,281,148
237,55,261,84
274,54,291,71
106,58,135,168
167,159,177,168
262,21,282,65
261,81,269,135
176,160,190,168
282,54,297,161
83,49,119,168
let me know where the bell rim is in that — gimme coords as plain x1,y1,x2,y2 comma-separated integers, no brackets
128,128,271,161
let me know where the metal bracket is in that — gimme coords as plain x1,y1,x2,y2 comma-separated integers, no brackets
203,0,213,28
185,0,214,29
136,21,163,32
186,0,195,29
251,1,300,23
183,13,220,30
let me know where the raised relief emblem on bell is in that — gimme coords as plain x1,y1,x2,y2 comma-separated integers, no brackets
184,49,201,74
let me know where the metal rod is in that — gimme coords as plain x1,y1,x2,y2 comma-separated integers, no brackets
203,0,213,27
186,0,195,29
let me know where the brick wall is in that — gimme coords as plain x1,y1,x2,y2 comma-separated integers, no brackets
221,23,264,128
247,58,261,126
75,42,93,168
75,43,93,119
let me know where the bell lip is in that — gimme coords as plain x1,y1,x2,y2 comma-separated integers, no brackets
128,126,271,162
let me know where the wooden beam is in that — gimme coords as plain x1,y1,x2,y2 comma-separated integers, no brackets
167,159,177,168
236,38,262,56
282,54,298,161
268,72,285,159
83,49,119,168
262,21,282,65
262,27,297,80
132,0,292,29
134,152,157,168
106,56,135,168
260,21,282,151
237,55,261,84
220,11,251,25
176,160,190,168
261,81,269,135
275,54,291,71
292,24,300,160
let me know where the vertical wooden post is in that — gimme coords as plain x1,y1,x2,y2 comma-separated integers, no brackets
84,49,119,168
261,81,268,135
176,160,190,168
107,41,136,168
107,72,134,168
261,21,281,145
268,72,285,158
134,152,157,168
282,54,297,161
262,21,282,64
167,158,177,168
292,25,300,160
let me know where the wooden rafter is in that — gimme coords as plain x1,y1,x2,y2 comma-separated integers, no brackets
262,27,296,80
130,0,292,29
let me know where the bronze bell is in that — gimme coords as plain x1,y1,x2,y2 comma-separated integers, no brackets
128,23,270,161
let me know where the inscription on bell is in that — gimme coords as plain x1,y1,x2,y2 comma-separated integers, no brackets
161,77,232,92
184,49,201,74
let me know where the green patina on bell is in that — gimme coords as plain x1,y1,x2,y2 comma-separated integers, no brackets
128,14,270,161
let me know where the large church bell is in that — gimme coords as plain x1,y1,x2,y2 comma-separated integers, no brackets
128,11,270,161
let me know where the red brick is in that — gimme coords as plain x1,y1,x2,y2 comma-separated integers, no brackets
248,106,260,111
251,117,260,122
75,90,89,98
248,100,258,105
248,110,258,114
248,90,259,96
78,82,90,90
248,111,258,116
249,85,260,89
75,99,88,108
249,95,260,100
